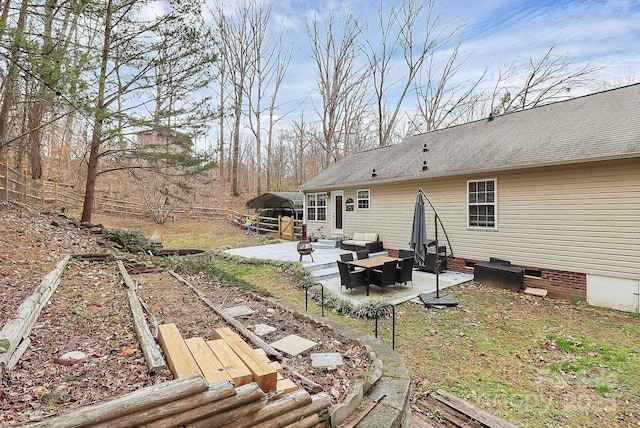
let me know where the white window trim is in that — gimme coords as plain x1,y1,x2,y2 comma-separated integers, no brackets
306,192,328,222
467,178,497,230
356,189,371,211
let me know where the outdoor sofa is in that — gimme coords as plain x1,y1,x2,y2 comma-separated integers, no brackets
340,232,383,252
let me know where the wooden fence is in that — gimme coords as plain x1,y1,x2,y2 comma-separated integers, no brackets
0,158,302,239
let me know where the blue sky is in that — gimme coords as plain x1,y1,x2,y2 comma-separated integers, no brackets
268,0,640,112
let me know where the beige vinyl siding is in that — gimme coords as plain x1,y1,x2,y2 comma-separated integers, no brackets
336,158,639,280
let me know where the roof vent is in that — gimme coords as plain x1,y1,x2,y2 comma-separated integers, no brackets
371,168,377,178
422,161,428,171
422,143,428,152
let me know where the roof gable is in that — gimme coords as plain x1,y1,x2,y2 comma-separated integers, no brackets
300,84,640,190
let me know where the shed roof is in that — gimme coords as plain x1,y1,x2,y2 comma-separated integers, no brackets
245,192,304,210
299,84,640,191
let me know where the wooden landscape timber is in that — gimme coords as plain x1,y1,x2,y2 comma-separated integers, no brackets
0,255,70,375
117,260,167,372
21,375,211,428
427,389,519,428
206,338,254,387
158,323,203,379
20,372,330,428
213,327,278,393
221,388,311,428
185,337,234,384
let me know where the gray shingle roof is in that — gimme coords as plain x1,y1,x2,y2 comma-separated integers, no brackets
300,84,640,191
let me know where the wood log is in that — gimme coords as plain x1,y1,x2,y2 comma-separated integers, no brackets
169,270,283,361
157,323,202,379
252,393,332,428
432,389,519,428
185,337,233,384
15,294,37,323
0,319,23,354
186,396,267,428
138,297,159,338
221,389,312,428
0,256,70,354
206,339,253,386
281,413,320,428
277,378,299,394
7,337,30,370
213,327,277,393
34,255,70,297
22,375,209,428
280,362,323,394
70,253,112,261
145,383,265,428
89,381,236,428
117,261,166,371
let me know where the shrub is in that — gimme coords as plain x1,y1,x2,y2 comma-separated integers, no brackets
103,228,149,253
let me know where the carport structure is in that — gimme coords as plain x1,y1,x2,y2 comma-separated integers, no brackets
246,192,304,239
245,191,304,213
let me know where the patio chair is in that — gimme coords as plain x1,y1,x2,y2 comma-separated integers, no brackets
398,249,414,259
356,250,369,260
340,253,362,272
337,260,369,296
368,260,397,292
395,256,414,287
340,253,354,262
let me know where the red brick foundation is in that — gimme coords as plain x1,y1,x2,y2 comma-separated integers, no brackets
387,250,587,301
448,257,587,301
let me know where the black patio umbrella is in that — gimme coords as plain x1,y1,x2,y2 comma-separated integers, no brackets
409,192,427,268
413,189,459,307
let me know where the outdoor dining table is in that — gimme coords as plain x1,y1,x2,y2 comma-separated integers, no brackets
348,256,400,270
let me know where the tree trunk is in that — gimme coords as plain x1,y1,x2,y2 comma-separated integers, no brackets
81,0,112,223
231,85,241,196
0,0,28,157
27,100,43,179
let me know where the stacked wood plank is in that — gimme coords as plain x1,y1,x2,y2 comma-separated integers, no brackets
0,255,70,375
213,327,278,393
158,323,292,394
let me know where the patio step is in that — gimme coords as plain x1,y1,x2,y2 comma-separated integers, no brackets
312,266,339,281
310,239,338,249
306,261,337,272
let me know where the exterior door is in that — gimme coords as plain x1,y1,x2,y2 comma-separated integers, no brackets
332,191,343,237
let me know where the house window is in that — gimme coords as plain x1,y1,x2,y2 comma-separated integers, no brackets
468,179,496,228
357,189,370,210
306,193,327,221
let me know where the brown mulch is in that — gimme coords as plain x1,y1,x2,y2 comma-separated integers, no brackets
0,202,101,326
0,202,372,425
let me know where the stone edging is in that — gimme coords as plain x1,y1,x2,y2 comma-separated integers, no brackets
252,293,411,427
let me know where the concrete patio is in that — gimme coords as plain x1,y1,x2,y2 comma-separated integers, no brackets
224,240,472,306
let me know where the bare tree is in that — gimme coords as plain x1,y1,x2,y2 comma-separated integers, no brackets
409,43,486,133
264,38,294,192
307,11,371,167
361,0,460,147
490,46,601,115
211,0,259,196
0,0,29,157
